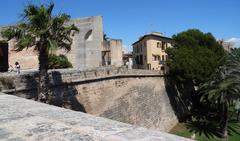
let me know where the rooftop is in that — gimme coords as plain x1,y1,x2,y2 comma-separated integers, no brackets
132,32,173,45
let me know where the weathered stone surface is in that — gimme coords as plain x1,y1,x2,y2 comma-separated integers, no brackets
0,93,192,141
0,67,178,132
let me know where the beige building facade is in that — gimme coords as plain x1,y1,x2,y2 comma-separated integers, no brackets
132,32,173,71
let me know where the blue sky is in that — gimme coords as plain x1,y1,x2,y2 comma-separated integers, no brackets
0,0,239,50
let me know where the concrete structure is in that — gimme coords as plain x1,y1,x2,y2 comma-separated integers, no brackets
132,32,173,72
0,67,182,132
0,16,104,70
102,39,123,67
0,93,192,141
64,16,103,69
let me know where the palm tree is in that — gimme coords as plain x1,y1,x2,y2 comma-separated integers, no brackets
1,3,78,103
200,48,240,138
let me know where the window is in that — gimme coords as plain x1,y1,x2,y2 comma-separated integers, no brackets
147,64,151,70
155,56,158,61
153,55,160,61
162,42,166,50
161,66,165,71
135,56,139,64
157,42,161,48
139,55,143,65
162,55,165,61
144,56,147,61
84,30,93,41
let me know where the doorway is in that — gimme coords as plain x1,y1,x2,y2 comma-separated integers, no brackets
0,42,8,72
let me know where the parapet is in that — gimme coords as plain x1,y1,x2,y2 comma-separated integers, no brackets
0,67,163,93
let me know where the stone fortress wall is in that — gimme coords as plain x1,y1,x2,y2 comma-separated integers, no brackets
0,67,179,132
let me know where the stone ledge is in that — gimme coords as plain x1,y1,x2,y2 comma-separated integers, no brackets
0,67,163,93
0,93,192,141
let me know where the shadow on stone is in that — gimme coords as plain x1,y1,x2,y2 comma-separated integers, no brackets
50,71,86,113
164,75,193,122
24,73,38,100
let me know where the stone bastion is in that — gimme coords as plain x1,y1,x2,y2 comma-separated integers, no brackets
0,67,189,140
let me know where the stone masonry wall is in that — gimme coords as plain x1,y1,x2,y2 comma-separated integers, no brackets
0,67,178,132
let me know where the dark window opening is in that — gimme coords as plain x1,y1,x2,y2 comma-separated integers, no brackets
161,66,165,71
0,42,9,72
139,55,143,65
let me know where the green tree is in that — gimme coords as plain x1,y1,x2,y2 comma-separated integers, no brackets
167,29,226,85
200,48,240,138
165,29,226,118
1,3,78,103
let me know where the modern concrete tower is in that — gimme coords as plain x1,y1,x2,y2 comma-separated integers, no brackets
66,16,104,69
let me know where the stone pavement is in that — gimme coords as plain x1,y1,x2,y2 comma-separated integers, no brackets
0,93,192,141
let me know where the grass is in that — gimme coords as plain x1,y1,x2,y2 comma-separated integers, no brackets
170,122,240,141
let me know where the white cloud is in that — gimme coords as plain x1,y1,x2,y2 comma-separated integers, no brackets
226,38,240,48
123,45,132,54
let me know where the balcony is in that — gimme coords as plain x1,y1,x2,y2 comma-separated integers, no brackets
159,60,165,65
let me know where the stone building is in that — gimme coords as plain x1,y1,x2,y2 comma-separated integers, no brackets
102,39,123,67
218,39,234,52
0,16,124,71
132,32,173,71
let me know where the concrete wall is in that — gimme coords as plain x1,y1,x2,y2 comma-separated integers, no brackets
65,16,103,69
0,67,178,132
109,39,123,67
0,94,192,141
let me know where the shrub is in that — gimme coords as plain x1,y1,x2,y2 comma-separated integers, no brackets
48,54,73,69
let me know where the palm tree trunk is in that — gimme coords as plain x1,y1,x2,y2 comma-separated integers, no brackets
38,47,49,103
221,103,228,138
